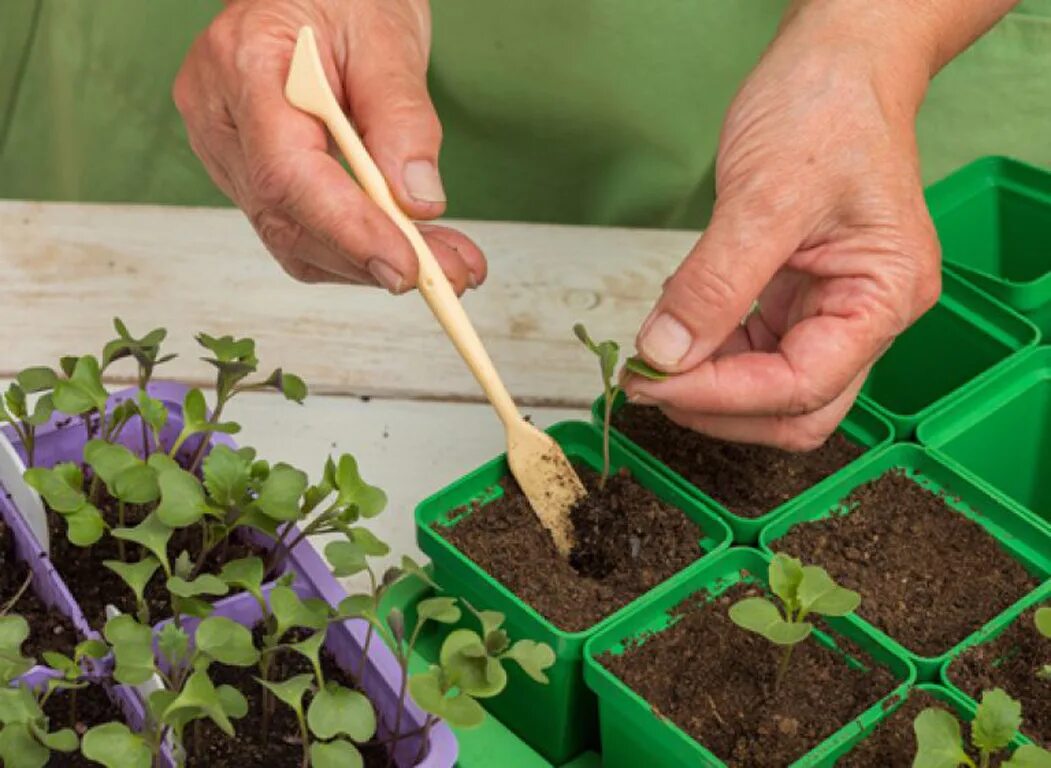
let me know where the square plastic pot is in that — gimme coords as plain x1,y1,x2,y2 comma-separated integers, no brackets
582,547,915,768
759,444,1051,680
927,155,1051,333
857,269,1039,440
593,392,893,545
918,346,1051,531
415,420,733,764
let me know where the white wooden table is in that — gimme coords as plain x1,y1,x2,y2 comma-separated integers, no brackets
0,201,697,581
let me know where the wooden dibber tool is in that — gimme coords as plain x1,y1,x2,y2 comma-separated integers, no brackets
284,26,585,555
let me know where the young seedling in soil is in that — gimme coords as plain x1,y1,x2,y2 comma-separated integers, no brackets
0,368,57,468
573,324,665,488
728,553,860,692
913,688,1051,768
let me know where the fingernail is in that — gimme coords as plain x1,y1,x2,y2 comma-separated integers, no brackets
367,260,406,293
639,312,692,367
628,391,658,406
467,270,479,289
404,160,446,203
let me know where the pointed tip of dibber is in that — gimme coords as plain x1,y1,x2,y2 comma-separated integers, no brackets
506,421,586,558
285,26,336,118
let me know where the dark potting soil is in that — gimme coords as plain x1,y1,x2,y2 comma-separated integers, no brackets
43,683,128,767
835,689,939,766
0,519,77,658
187,629,391,768
612,404,862,518
439,465,705,632
775,470,1038,657
947,604,1050,747
600,583,896,767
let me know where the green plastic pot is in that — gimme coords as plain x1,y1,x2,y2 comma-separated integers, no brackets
592,392,893,545
582,547,915,768
927,156,1051,328
759,443,1051,681
918,346,1051,531
858,269,1039,440
415,420,733,765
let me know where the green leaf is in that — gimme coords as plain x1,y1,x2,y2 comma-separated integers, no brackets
218,557,265,600
311,740,363,768
257,674,313,716
440,629,506,698
409,668,486,729
1004,744,1051,768
162,668,235,736
0,617,33,684
83,440,139,491
769,554,804,611
113,513,172,574
973,688,1023,753
76,639,110,662
913,708,972,768
797,565,860,619
400,556,437,589
157,623,189,669
503,639,556,684
270,586,329,641
113,465,160,505
623,355,668,381
288,630,327,683
135,391,168,434
181,389,240,436
41,651,78,680
417,597,461,625
334,455,387,518
82,722,152,768
572,325,619,385
728,597,812,646
166,574,228,600
0,722,49,768
264,369,308,404
336,594,376,622
325,540,368,578
0,685,42,724
253,463,307,522
196,617,259,667
307,683,377,742
202,444,253,507
3,385,26,421
52,356,108,415
32,725,77,753
16,367,57,394
1035,607,1051,639
196,333,256,364
348,527,390,557
477,610,505,638
23,464,85,514
64,505,107,547
103,558,160,607
215,685,249,720
103,615,156,685
152,460,208,527
26,394,54,428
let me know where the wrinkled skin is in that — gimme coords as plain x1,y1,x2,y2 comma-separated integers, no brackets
174,0,486,292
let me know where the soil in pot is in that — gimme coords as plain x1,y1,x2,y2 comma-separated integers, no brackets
613,404,861,518
187,629,392,768
947,604,1050,747
440,465,705,632
599,583,897,767
42,682,128,767
775,470,1038,657
0,519,77,658
836,689,940,767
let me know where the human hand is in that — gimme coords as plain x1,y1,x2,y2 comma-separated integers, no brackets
174,0,486,293
624,2,942,450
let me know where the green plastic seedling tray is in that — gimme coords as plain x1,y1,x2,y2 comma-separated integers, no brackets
415,420,733,765
582,547,915,768
858,268,1038,440
759,443,1051,681
918,347,1051,531
592,392,893,545
927,156,1051,320
377,573,604,768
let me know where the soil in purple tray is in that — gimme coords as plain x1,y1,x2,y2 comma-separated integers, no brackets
187,628,392,768
600,582,897,767
0,519,77,658
774,469,1039,657
439,465,705,632
43,683,128,767
612,404,862,518
947,604,1050,747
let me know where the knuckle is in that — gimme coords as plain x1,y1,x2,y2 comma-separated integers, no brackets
247,156,298,210
673,258,739,315
277,258,321,284
252,208,303,257
776,422,830,453
203,14,237,55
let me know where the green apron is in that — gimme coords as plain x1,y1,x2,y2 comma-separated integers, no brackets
2,0,1051,229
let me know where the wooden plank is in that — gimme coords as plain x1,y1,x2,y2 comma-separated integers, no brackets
0,201,694,406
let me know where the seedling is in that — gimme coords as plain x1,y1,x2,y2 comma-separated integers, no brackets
573,324,665,488
1035,607,1051,680
913,688,1051,768
728,553,860,691
0,367,57,467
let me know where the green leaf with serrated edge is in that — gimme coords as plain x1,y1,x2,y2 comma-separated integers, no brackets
257,674,313,715
135,391,168,434
23,464,84,513
163,668,235,736
974,688,1023,753
113,513,172,574
769,554,804,612
797,565,860,619
1004,744,1051,768
311,740,364,768
157,623,189,669
347,527,390,557
503,640,556,684
270,586,328,640
216,684,248,720
218,557,264,601
202,444,253,507
325,540,368,578
103,558,160,607
0,722,49,768
103,615,156,686
52,356,108,415
440,629,506,698
1035,607,1051,639
195,617,259,667
16,367,57,394
153,463,208,527
307,682,377,742
253,463,307,522
81,722,152,768
196,333,256,363
417,597,461,625
409,668,486,729
913,708,972,768
624,355,668,380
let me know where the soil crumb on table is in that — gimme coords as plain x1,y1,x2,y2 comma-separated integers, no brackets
600,583,897,767
948,604,1050,747
439,466,705,632
613,404,862,518
775,470,1038,657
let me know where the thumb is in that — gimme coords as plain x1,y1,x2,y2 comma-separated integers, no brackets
637,197,805,373
344,9,446,219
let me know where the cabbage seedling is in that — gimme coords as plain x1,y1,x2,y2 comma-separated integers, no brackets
0,367,57,467
1035,607,1051,681
729,553,860,692
913,688,1051,768
573,324,665,488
